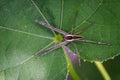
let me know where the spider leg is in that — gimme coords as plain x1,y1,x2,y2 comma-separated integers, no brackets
35,20,69,36
71,42,80,66
36,41,69,57
75,22,93,35
71,11,78,34
71,42,79,55
76,40,111,46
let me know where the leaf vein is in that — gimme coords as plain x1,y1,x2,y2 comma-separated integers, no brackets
0,26,52,39
30,0,49,24
75,0,103,29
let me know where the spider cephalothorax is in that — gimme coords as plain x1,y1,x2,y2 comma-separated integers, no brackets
65,34,83,42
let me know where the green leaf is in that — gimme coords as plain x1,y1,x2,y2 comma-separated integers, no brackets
0,0,67,80
61,0,120,61
0,0,120,80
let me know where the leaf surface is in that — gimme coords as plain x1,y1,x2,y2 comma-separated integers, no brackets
0,0,120,80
